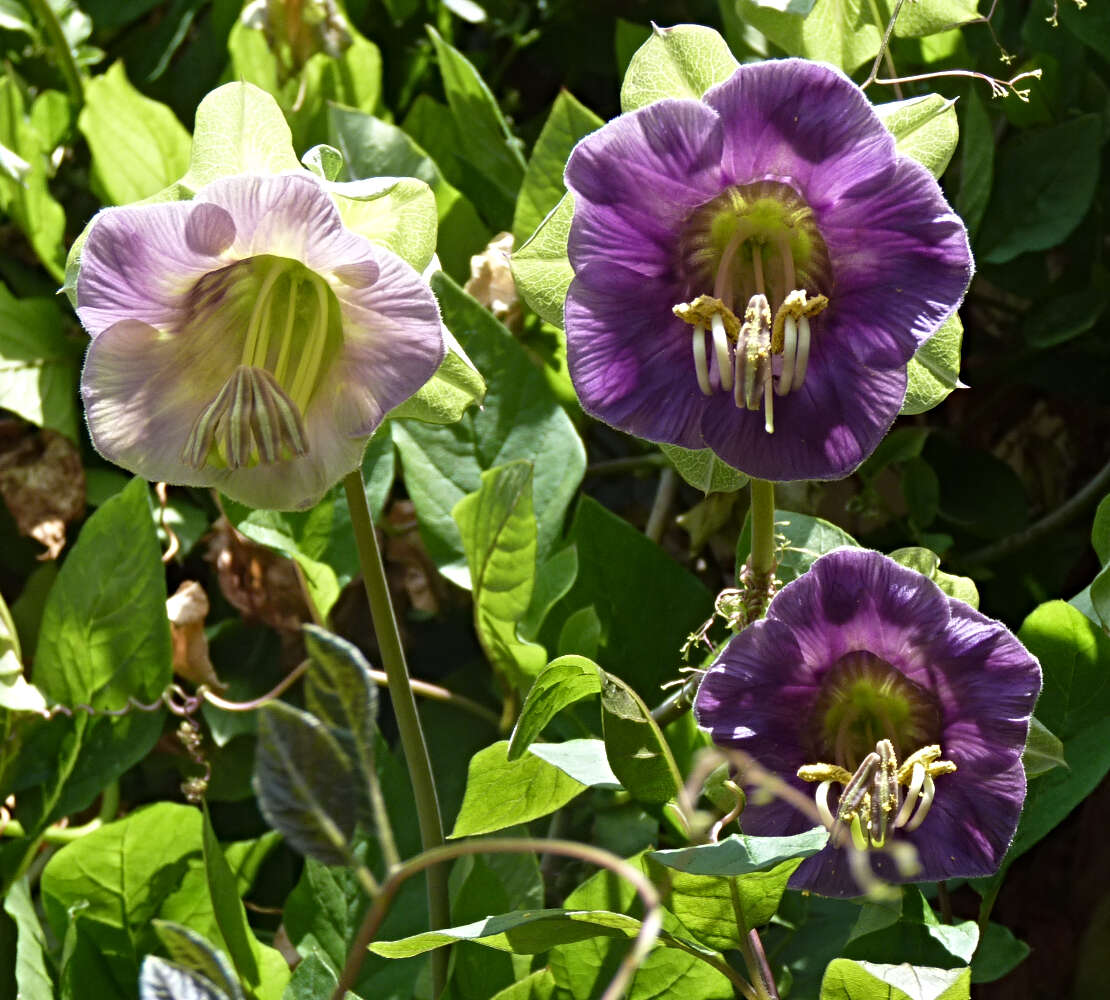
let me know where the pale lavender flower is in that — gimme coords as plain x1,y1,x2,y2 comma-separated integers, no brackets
78,172,443,510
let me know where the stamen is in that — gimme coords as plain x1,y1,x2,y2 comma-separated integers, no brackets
903,774,936,832
837,751,879,823
289,276,330,412
794,316,811,388
848,813,869,851
815,780,836,829
752,244,766,296
711,313,733,391
713,221,756,306
763,373,774,433
692,324,712,395
273,275,301,386
893,761,925,829
240,261,285,369
777,315,798,396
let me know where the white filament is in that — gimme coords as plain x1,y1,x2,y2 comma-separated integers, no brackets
794,316,811,389
894,762,925,829
712,313,733,391
692,325,712,395
764,373,774,433
815,780,836,829
777,315,798,395
903,774,936,832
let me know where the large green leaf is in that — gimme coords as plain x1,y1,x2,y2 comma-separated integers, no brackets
542,497,712,696
508,655,603,760
450,740,587,837
736,508,859,586
739,0,882,73
253,701,357,866
426,26,526,228
902,313,964,416
599,672,682,805
454,461,547,692
619,23,739,112
78,60,191,205
328,175,438,272
370,907,644,957
978,115,1101,264
660,444,748,494
874,93,958,179
328,105,491,279
510,192,575,328
4,877,54,999
393,274,585,588
512,90,602,246
956,89,993,241
652,828,829,876
820,959,971,1000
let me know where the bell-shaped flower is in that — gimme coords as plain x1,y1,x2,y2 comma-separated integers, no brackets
77,172,443,510
694,548,1041,897
564,59,972,481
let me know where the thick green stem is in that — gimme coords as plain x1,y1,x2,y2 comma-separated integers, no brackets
747,479,776,580
343,471,449,998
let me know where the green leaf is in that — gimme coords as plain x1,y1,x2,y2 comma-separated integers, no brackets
528,739,621,788
426,25,525,227
887,546,979,609
970,922,1029,983
513,90,602,246
956,88,993,240
327,105,491,279
652,827,829,876
737,508,858,586
450,740,586,837
902,313,963,416
454,461,547,692
1021,715,1066,779
489,969,556,1000
182,82,301,191
302,626,379,800
152,922,243,999
388,323,487,425
1093,493,1110,565
393,274,585,588
508,654,602,760
253,701,357,866
820,959,971,1000
599,672,682,805
370,907,644,957
544,497,712,695
78,61,192,205
874,94,958,179
843,888,978,969
619,23,739,112
4,878,54,999
660,444,748,494
885,0,980,36
520,546,579,642
1022,283,1109,349
41,804,209,990
978,115,1101,264
739,0,882,74
511,192,575,328
0,283,79,441
140,957,235,1000
991,601,1110,866
328,176,438,272
0,77,67,279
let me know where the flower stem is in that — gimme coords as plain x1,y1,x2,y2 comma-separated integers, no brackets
25,0,83,103
747,479,776,579
343,470,449,998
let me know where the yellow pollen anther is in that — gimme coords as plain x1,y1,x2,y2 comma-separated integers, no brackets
674,295,741,339
771,289,829,354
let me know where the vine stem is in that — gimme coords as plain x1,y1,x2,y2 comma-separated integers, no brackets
331,837,666,1000
342,470,449,998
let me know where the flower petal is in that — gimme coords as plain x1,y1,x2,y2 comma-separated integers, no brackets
565,266,709,449
698,346,906,482
196,172,373,274
703,59,895,205
820,157,974,368
77,201,235,337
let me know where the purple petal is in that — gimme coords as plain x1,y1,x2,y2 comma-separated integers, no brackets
698,346,907,482
565,267,709,449
77,201,234,337
703,59,895,206
820,157,973,367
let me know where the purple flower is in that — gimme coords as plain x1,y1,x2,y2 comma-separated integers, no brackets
564,59,972,481
694,549,1040,897
77,172,443,510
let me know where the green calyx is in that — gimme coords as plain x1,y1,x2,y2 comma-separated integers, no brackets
680,180,830,303
808,651,941,770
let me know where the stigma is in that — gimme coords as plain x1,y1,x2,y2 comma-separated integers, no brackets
674,289,828,435
797,740,956,850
